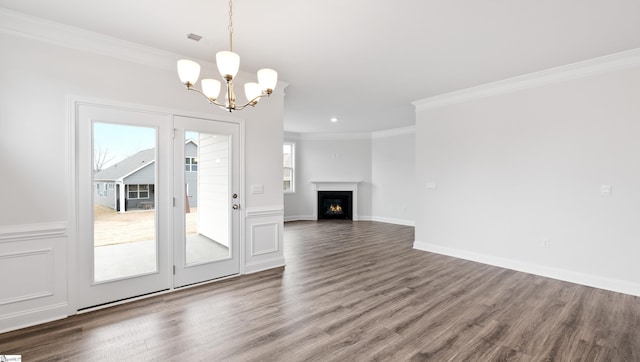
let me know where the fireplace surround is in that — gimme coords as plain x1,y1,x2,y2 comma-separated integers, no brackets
311,181,360,221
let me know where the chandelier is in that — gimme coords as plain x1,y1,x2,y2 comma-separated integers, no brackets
177,0,278,112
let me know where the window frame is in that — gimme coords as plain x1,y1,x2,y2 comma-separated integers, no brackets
127,184,150,199
283,142,295,194
185,157,198,172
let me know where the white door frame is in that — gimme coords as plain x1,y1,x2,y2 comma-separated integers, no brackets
67,97,245,313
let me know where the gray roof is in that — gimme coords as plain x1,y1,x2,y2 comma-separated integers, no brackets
94,148,155,181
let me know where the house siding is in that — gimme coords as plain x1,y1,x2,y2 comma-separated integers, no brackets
94,182,117,210
124,163,155,185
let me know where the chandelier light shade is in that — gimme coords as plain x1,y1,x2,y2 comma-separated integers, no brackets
244,82,262,104
201,78,222,99
216,51,240,80
177,0,277,112
177,59,201,85
258,68,278,91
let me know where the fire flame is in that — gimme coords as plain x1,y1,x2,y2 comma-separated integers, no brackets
329,204,342,213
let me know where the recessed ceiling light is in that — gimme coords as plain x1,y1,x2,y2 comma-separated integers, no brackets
330,117,338,123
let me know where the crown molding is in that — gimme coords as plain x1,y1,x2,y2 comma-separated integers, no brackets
285,125,415,141
0,7,291,91
283,131,301,141
295,132,372,141
413,48,640,112
371,125,415,139
0,8,181,71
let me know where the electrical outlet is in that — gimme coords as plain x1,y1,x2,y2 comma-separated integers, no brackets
541,238,550,248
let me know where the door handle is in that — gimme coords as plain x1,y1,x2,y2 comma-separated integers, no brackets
232,204,240,210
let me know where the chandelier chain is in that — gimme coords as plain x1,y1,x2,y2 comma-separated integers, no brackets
228,0,234,51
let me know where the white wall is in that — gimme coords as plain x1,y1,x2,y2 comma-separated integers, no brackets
413,50,640,296
371,128,415,226
0,10,285,332
284,130,416,225
283,134,373,220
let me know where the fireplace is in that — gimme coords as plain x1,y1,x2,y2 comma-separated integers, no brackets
311,181,360,221
317,191,352,220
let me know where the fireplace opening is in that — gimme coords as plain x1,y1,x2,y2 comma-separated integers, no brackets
318,191,352,220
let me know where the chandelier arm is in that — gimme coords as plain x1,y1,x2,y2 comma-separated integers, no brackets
235,92,271,110
185,86,228,108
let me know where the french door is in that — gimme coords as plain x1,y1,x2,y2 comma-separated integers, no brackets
173,116,240,287
76,103,240,309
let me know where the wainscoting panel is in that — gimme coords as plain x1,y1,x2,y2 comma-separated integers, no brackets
244,206,285,274
0,249,54,305
0,222,69,334
250,222,279,256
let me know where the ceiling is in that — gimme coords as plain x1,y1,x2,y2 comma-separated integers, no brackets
1,0,640,134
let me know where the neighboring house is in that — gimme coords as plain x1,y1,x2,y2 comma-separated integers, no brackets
94,140,198,212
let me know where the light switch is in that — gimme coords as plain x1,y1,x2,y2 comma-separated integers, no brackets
425,182,437,190
251,184,264,194
600,184,612,197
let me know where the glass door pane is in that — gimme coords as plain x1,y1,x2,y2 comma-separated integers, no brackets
184,131,231,265
92,122,158,282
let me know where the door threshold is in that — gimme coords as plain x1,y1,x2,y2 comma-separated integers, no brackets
174,273,240,290
77,273,241,314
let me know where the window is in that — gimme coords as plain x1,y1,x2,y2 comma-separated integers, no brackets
128,184,150,199
185,157,198,172
283,143,295,192
139,185,149,198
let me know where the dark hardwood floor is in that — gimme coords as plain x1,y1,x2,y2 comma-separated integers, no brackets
1,221,639,361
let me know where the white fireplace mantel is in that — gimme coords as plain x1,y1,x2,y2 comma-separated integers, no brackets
311,181,361,221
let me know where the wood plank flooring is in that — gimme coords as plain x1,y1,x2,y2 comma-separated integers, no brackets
1,221,640,361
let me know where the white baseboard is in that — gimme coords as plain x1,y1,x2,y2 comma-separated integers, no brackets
369,216,415,227
284,215,314,222
413,241,640,297
0,302,69,334
284,215,415,227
